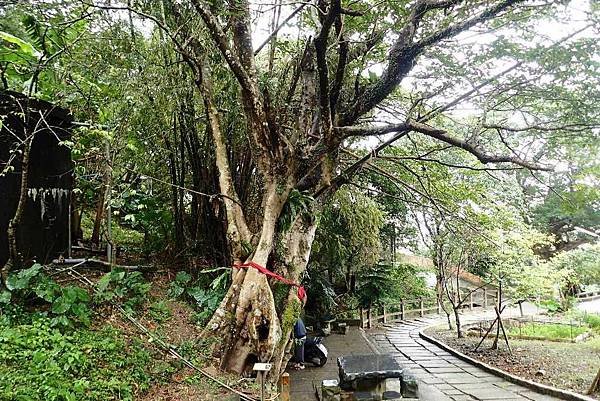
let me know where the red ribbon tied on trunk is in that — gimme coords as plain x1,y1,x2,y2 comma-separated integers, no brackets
234,261,306,302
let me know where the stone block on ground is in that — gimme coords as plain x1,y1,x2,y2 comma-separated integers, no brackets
401,369,419,398
322,379,341,401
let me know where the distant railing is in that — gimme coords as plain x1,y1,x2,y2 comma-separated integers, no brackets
576,289,600,301
360,287,499,329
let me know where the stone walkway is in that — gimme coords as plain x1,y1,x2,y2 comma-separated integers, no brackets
373,313,563,401
288,326,375,400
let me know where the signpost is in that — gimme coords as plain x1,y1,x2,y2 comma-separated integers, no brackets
253,363,272,401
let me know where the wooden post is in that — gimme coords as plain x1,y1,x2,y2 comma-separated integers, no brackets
469,292,473,310
419,298,424,317
483,288,488,308
279,373,290,401
360,307,364,328
367,306,372,329
382,305,387,324
400,299,405,320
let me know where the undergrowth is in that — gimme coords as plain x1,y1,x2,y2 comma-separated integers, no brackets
508,322,587,340
0,307,152,401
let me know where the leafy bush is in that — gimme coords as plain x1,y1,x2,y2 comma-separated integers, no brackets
0,314,151,400
1,264,91,327
539,298,563,314
355,263,431,308
148,300,171,323
304,268,337,318
168,269,230,325
95,269,151,312
584,314,600,331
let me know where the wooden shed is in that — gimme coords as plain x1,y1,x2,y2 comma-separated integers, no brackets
0,91,73,267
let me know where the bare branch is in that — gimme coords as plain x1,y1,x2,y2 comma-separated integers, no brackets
406,120,553,171
254,2,308,55
190,0,255,95
339,0,522,125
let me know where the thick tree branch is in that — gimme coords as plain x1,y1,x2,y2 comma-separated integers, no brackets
329,15,349,116
314,0,341,132
339,0,521,125
190,0,255,96
406,120,552,171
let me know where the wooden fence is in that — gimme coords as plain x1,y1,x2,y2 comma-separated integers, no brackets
576,289,600,301
360,287,499,329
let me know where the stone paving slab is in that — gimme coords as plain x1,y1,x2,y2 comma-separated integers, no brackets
287,327,375,401
376,312,566,401
288,309,570,401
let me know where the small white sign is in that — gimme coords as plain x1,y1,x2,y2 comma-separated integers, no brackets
253,363,272,371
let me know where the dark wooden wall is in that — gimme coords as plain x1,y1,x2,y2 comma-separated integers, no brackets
0,91,73,266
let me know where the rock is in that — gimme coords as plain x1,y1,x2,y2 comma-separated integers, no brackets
322,379,341,401
535,369,546,377
401,370,419,398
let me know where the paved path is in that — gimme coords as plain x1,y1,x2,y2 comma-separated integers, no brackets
288,326,375,400
373,313,563,401
577,298,600,314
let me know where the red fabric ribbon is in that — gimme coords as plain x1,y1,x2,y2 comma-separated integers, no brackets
234,261,306,302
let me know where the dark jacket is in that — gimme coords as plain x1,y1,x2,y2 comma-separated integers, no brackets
294,318,306,338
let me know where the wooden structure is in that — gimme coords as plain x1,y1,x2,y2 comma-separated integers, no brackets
0,91,73,266
360,288,498,328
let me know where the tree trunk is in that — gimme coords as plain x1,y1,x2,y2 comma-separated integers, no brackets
454,307,463,338
2,136,33,281
90,189,105,246
518,300,524,317
91,147,112,246
203,181,293,375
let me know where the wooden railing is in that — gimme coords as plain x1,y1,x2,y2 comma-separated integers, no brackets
576,289,600,301
360,287,499,329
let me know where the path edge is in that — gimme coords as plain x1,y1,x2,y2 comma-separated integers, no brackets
419,328,597,401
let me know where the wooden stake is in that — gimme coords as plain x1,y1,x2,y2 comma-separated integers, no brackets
279,372,290,401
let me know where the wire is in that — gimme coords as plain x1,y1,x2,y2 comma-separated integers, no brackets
122,166,242,205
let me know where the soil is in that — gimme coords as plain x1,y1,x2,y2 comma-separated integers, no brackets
426,325,600,399
96,272,259,401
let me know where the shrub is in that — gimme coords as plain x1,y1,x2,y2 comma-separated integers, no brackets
0,314,151,400
95,269,151,312
168,269,229,325
584,314,600,331
1,264,91,327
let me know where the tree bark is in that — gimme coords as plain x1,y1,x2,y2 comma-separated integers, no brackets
454,306,463,338
203,180,292,375
2,135,33,281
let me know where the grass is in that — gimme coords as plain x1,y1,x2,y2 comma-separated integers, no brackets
0,311,152,401
508,322,587,340
584,314,600,331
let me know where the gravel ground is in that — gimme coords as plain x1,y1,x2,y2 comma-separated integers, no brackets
426,326,600,399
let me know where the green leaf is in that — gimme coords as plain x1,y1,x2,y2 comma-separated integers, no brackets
52,296,70,314
97,274,111,293
0,31,40,57
0,290,11,304
5,263,43,290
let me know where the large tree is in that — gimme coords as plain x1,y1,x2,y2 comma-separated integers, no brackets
4,0,598,378
146,0,596,376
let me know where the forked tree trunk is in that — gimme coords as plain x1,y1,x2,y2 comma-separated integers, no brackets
203,181,293,374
